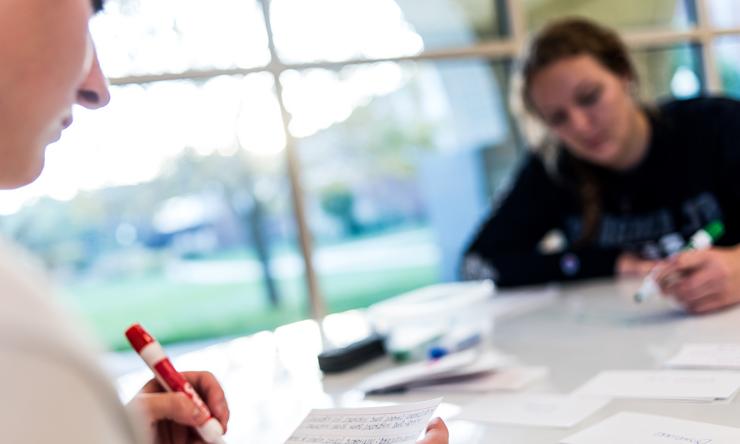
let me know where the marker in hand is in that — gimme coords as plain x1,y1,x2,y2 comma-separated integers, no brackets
634,221,725,303
125,323,227,444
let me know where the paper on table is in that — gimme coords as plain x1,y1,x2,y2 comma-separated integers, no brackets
574,370,740,401
357,349,515,394
666,343,740,370
415,366,548,393
561,411,740,444
455,394,610,428
284,398,441,444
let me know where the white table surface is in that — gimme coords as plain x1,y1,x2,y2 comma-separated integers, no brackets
115,278,740,443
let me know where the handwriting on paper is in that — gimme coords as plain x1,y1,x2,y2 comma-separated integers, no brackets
284,398,441,444
561,412,740,444
653,431,712,444
286,435,426,443
301,410,434,432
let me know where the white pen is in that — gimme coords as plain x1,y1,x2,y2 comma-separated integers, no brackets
634,221,725,303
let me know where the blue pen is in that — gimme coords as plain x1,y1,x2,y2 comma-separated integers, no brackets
427,331,481,360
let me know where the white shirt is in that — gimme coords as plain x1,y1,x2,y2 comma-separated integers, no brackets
0,237,144,443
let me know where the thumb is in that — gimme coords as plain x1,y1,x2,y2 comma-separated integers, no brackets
417,417,448,444
130,392,210,427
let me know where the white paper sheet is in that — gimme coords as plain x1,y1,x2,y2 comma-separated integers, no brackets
284,398,442,444
455,394,610,428
357,350,515,394
573,370,740,401
561,412,740,444
415,366,548,393
666,343,740,370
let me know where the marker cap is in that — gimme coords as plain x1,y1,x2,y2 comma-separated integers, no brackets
427,346,449,360
704,221,725,241
197,417,225,444
125,323,155,353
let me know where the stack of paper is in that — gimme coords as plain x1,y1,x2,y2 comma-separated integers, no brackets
416,366,548,393
561,412,740,444
574,370,740,401
665,343,740,370
357,349,544,395
456,394,610,428
284,398,441,444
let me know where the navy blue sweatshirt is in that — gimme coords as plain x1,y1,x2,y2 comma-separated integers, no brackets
462,97,740,287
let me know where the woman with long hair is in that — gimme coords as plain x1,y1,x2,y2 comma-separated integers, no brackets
463,17,740,314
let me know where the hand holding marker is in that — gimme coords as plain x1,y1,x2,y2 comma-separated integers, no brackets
634,221,725,303
126,323,227,444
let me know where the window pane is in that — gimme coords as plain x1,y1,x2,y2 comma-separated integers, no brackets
707,0,740,28
524,0,691,32
281,60,519,310
270,0,505,64
716,37,740,97
92,0,270,77
0,76,308,349
631,44,703,100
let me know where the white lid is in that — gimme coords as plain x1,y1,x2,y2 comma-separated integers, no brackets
197,417,225,444
690,230,712,250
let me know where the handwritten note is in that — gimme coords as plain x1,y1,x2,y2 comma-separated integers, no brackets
456,394,610,428
284,398,441,444
561,412,740,444
666,343,740,370
573,370,740,401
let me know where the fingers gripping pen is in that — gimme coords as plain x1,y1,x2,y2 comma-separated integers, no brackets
125,323,226,444
634,221,725,303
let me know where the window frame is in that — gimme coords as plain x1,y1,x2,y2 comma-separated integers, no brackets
103,0,739,319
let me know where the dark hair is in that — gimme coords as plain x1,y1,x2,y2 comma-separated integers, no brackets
521,18,638,245
522,17,637,114
92,0,104,13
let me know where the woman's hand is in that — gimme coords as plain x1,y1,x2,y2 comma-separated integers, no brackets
655,247,740,314
127,371,230,444
417,418,449,444
616,252,659,278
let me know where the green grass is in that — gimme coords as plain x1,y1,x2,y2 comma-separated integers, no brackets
58,227,441,350
61,263,438,350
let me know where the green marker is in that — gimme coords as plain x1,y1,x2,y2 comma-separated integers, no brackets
634,221,725,303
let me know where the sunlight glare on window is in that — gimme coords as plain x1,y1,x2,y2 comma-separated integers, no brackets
270,0,424,63
237,76,287,157
0,75,283,213
91,0,270,77
282,63,405,138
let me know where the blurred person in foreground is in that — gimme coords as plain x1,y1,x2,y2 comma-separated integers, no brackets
0,0,449,443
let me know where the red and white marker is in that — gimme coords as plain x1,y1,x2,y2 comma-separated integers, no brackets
125,323,226,444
